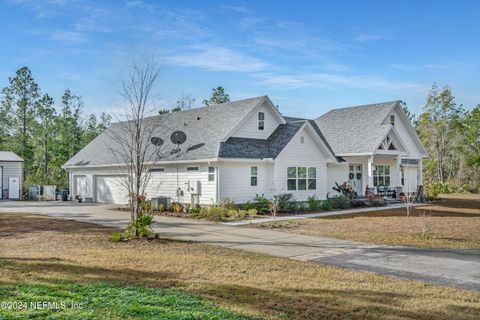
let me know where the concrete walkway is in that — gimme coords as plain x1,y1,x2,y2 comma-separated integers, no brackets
224,202,428,225
1,201,479,291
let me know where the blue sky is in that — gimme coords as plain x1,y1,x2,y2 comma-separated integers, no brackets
0,0,478,117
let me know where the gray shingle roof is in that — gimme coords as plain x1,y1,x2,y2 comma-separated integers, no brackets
0,151,23,162
64,96,266,167
315,101,398,155
219,121,304,159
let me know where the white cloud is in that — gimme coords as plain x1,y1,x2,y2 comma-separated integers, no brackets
48,31,88,44
166,45,268,73
356,33,387,42
260,72,426,91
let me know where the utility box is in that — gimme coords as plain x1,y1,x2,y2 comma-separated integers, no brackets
43,185,56,201
188,180,201,195
151,197,171,211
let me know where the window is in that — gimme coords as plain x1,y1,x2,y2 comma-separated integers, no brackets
258,112,265,130
300,136,305,144
390,115,395,126
208,166,215,182
373,165,390,187
186,167,199,172
287,167,316,190
250,166,258,186
149,167,165,173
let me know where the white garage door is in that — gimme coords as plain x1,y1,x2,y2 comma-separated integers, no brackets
73,175,88,198
95,175,129,204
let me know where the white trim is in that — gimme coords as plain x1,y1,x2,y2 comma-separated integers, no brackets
383,102,428,158
373,126,410,156
336,152,374,157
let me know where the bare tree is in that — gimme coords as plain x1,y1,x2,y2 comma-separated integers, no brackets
107,58,168,224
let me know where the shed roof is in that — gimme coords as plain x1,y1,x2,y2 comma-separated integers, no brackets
0,151,24,162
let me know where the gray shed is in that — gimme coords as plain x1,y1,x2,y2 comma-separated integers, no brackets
0,151,24,199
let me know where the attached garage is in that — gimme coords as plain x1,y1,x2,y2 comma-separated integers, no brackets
73,175,88,199
95,175,129,204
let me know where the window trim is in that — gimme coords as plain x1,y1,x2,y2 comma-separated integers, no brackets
208,166,215,182
250,166,258,186
287,166,316,191
373,165,391,187
258,112,265,130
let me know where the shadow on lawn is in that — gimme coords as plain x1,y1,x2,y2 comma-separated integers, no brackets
0,257,477,320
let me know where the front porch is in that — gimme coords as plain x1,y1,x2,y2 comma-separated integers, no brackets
335,154,423,197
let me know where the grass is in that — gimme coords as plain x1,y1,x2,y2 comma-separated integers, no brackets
0,212,479,319
256,194,480,249
0,282,248,319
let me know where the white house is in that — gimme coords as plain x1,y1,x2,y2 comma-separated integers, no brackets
0,151,24,200
63,96,427,205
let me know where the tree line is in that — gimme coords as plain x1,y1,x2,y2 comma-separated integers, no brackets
0,67,111,190
411,84,479,192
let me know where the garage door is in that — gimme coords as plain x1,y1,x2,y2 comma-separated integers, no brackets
95,175,128,204
73,175,88,198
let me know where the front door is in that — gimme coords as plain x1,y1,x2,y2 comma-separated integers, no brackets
348,164,363,196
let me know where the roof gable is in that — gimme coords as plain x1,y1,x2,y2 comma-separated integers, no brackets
315,101,400,155
64,96,266,167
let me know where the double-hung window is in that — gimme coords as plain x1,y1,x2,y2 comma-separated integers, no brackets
287,167,316,190
208,166,215,182
373,165,390,186
250,166,258,186
258,112,265,130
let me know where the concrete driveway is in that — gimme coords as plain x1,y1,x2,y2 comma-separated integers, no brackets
1,201,479,291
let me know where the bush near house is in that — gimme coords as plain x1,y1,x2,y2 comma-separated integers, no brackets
190,206,257,222
307,195,321,211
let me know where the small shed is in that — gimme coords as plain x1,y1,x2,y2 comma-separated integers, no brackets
0,151,24,199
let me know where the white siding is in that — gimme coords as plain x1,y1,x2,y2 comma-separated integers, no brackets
144,163,216,205
69,162,217,205
327,162,349,196
273,126,329,200
403,165,419,193
0,161,23,199
219,161,274,203
383,106,424,159
231,102,282,139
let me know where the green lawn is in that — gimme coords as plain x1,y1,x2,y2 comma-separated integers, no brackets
0,282,251,320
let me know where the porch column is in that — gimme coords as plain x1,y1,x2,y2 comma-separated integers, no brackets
418,159,423,185
396,157,402,187
367,154,374,188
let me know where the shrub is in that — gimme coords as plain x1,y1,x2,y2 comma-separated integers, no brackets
191,206,257,221
307,195,321,211
140,199,153,213
298,202,305,212
321,199,332,210
426,181,455,199
111,231,124,243
242,201,257,211
124,213,155,238
329,195,349,209
158,203,165,212
275,193,296,213
169,202,183,213
219,198,237,210
253,195,270,212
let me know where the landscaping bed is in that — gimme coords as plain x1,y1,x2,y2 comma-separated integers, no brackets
1,212,479,319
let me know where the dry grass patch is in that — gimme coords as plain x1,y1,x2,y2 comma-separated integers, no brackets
0,212,479,319
257,194,480,249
